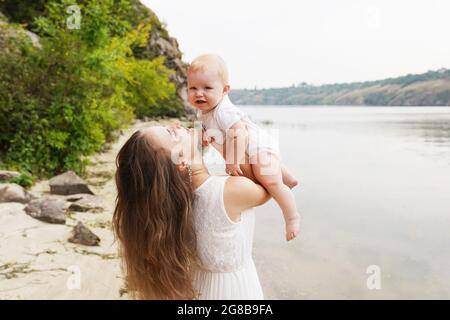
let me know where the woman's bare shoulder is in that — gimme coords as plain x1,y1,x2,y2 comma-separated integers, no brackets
224,176,253,190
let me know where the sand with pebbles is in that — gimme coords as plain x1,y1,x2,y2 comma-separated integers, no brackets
0,119,176,299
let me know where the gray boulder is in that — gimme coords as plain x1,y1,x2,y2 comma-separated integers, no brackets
0,183,31,203
68,222,101,246
49,171,94,195
66,194,104,213
24,198,67,224
0,170,20,181
24,30,41,49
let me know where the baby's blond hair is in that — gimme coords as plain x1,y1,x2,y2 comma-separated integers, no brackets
188,54,229,85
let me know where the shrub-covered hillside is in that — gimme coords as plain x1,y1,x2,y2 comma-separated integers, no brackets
0,0,190,180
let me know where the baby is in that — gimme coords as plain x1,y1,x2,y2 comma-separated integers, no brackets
187,54,301,241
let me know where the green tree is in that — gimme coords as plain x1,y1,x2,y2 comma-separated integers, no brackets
0,0,184,178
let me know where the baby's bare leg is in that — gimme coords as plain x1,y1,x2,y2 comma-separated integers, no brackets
239,152,258,183
252,152,301,241
281,164,299,189
240,163,258,183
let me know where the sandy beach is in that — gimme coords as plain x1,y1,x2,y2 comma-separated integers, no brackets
0,119,176,299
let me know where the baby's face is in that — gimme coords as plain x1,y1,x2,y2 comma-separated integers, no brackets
187,69,229,113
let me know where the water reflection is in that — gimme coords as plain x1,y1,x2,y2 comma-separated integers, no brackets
394,120,450,141
248,107,450,160
237,106,450,299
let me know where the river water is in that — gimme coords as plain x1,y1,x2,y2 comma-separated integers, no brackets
205,106,450,299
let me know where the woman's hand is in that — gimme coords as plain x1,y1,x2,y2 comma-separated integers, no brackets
201,129,210,147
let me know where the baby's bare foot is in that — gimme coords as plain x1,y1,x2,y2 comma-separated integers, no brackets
282,173,299,189
286,213,301,241
286,178,299,189
281,165,299,189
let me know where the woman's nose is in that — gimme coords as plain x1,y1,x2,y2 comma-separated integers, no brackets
170,121,181,129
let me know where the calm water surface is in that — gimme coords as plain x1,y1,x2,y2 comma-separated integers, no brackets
205,106,450,299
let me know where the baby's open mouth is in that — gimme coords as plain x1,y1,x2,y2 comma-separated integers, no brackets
196,100,207,104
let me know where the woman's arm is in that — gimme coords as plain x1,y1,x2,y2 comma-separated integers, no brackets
224,176,271,222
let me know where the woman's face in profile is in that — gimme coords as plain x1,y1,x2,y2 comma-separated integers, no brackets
142,124,199,165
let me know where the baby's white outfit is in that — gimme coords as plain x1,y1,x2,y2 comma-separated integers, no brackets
197,95,279,157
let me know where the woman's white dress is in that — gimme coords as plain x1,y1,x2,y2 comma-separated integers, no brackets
193,175,264,300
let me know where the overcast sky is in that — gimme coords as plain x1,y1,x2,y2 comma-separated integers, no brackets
142,0,450,89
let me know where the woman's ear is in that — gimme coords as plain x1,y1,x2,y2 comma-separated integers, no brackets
177,159,189,173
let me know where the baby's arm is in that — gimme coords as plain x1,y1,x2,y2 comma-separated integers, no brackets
224,120,248,176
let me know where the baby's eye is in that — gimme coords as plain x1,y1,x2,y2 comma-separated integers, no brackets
205,87,212,90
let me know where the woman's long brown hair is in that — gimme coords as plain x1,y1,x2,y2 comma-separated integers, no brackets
113,130,199,299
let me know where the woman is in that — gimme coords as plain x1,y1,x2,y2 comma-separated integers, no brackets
113,122,270,299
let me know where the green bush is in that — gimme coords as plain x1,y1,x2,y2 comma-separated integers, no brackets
0,0,184,179
3,172,35,189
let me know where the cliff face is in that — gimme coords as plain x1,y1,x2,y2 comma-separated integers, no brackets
142,21,192,115
132,3,193,115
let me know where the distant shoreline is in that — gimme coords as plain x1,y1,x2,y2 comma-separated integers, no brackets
230,69,450,107
238,104,450,108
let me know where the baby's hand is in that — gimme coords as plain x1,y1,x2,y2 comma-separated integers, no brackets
201,129,209,147
226,163,243,176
